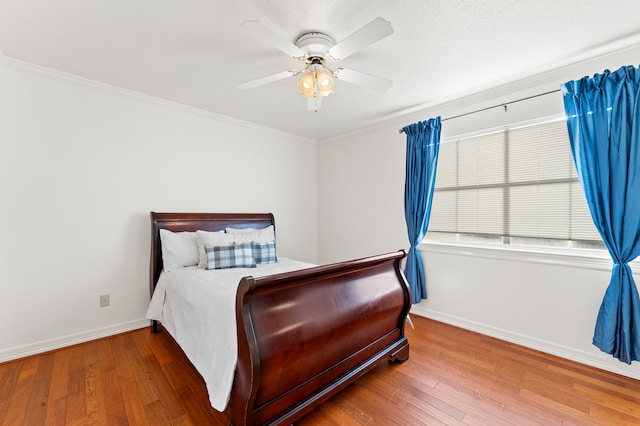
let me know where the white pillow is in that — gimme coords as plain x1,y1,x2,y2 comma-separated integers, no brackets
195,230,235,268
224,226,259,234
159,229,199,272
225,225,275,244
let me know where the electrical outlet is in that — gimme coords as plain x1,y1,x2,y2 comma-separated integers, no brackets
99,294,110,307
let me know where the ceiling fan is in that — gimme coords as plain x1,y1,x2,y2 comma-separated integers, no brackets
237,17,393,111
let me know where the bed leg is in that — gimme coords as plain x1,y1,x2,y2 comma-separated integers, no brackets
389,343,409,363
151,320,158,334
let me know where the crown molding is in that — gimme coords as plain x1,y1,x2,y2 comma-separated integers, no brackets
0,55,317,145
327,33,640,143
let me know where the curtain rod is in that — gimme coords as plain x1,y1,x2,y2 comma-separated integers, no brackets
398,89,561,134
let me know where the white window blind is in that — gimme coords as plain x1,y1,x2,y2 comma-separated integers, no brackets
427,118,602,248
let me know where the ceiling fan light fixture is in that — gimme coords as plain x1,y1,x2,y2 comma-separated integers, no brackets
316,70,334,96
297,72,316,98
297,66,334,99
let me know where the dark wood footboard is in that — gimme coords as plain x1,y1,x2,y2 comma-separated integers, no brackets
227,250,411,426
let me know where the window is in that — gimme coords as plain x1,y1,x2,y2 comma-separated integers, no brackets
427,116,603,249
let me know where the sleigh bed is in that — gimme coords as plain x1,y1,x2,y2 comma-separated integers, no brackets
147,212,411,425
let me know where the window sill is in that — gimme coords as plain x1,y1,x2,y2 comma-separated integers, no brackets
417,240,634,272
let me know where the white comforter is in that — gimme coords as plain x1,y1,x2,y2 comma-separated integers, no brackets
145,258,314,411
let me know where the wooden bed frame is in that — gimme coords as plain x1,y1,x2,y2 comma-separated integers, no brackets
150,212,411,425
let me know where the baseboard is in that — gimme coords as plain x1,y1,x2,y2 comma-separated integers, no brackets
0,318,150,363
410,305,640,381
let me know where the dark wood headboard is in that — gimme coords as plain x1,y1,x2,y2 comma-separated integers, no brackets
149,212,275,295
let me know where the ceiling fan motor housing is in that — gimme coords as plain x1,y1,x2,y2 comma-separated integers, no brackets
295,32,335,59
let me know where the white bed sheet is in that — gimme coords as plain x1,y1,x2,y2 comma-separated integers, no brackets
145,258,314,411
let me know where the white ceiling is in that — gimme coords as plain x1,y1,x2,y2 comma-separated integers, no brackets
2,0,640,141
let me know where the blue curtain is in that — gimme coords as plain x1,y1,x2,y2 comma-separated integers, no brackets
403,117,441,304
561,65,640,364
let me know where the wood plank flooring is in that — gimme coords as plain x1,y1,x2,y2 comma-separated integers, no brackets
1,315,639,425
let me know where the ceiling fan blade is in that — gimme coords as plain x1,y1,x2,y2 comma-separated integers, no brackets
336,68,392,91
237,70,293,90
327,17,393,60
241,20,306,58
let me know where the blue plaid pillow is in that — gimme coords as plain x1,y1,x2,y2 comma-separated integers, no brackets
252,240,277,264
205,243,256,270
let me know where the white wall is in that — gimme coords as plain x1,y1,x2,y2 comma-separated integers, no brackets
317,123,407,263
0,59,318,361
317,45,640,378
414,244,640,379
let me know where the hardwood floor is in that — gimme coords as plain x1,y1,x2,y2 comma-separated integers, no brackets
1,315,639,425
